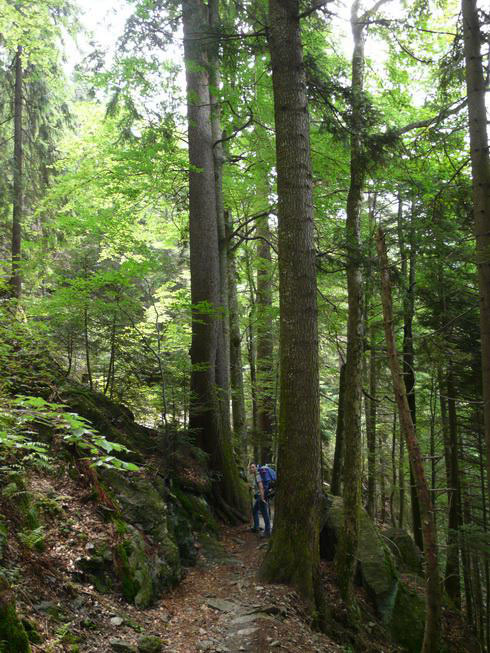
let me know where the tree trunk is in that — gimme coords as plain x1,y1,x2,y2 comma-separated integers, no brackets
331,362,346,496
376,228,441,653
397,194,423,549
443,363,462,609
208,0,232,444
366,325,377,518
461,0,490,488
84,306,93,391
260,0,324,621
336,0,365,604
227,213,247,455
11,45,23,299
255,213,275,463
183,0,246,520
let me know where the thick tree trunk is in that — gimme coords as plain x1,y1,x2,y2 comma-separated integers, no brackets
336,1,365,603
260,0,324,621
226,214,247,454
331,362,346,496
208,0,232,442
376,228,441,653
461,0,490,488
11,45,23,299
255,213,275,464
183,0,246,520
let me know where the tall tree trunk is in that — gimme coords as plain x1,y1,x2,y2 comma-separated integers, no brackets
376,228,441,653
397,195,423,549
208,0,232,443
227,213,247,455
245,251,259,459
443,363,462,609
390,409,397,526
461,0,490,488
260,0,324,621
83,306,93,391
11,45,23,299
183,0,246,520
365,193,377,518
366,323,377,517
336,0,365,603
331,361,346,496
398,412,405,528
255,213,275,463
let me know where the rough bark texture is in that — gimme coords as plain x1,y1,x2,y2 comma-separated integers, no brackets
255,213,275,463
443,364,462,609
397,196,423,549
336,0,365,604
208,0,232,444
227,214,247,454
183,0,246,520
11,45,23,299
260,0,324,621
461,0,490,489
331,362,346,496
376,228,441,653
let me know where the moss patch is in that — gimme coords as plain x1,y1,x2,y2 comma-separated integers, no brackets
390,581,425,652
0,576,30,653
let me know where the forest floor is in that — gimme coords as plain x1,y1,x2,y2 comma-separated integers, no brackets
10,469,401,653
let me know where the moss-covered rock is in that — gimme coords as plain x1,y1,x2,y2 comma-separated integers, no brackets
167,486,219,566
0,576,30,653
75,542,114,593
137,634,162,652
321,495,398,624
113,522,180,608
390,579,425,652
384,528,423,576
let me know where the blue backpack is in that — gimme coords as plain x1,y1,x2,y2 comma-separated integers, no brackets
258,465,277,498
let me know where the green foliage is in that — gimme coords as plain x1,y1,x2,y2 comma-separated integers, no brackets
0,394,139,472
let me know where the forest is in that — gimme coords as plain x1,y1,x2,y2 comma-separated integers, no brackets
0,0,489,651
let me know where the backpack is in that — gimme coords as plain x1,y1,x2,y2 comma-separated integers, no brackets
258,465,277,499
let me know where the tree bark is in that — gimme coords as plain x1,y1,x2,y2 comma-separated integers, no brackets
183,0,246,519
255,212,275,463
260,0,324,621
397,194,423,549
443,363,462,609
226,213,247,455
331,362,346,496
376,228,441,653
11,45,23,299
208,0,232,444
336,0,365,604
461,0,490,488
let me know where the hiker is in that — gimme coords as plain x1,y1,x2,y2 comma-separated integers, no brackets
248,462,271,537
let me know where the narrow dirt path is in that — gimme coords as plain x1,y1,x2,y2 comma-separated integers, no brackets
146,526,342,653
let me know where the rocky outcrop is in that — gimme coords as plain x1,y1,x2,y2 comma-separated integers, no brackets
383,527,423,576
320,494,426,651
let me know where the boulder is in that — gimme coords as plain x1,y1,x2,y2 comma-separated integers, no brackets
383,528,423,575
390,580,425,652
321,495,398,624
320,494,428,651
